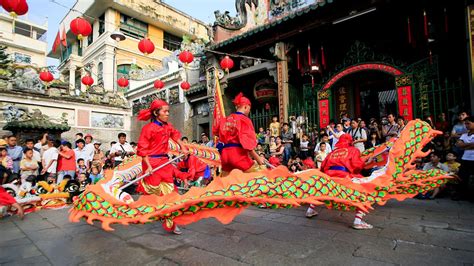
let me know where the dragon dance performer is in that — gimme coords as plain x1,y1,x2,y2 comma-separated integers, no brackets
136,99,190,234
0,187,24,219
306,134,373,230
214,93,265,177
177,155,211,185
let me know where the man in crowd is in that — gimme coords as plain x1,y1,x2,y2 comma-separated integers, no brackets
347,120,368,152
7,136,22,175
110,133,135,167
84,134,95,163
41,139,60,181
455,116,474,200
23,139,41,162
281,123,293,166
74,139,91,169
382,113,399,141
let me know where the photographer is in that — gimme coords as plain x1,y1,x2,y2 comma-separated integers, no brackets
382,114,399,141
347,120,367,152
109,133,135,167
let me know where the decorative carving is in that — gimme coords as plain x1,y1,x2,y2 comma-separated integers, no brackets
1,104,69,125
318,90,330,100
91,113,124,129
2,105,27,122
12,66,44,93
214,0,259,30
395,75,413,87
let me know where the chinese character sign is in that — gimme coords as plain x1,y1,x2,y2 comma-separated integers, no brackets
397,86,413,120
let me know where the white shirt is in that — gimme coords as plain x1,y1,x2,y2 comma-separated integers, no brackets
347,127,367,152
460,133,474,161
110,142,134,162
84,143,95,161
423,162,450,172
74,147,92,165
43,147,59,174
314,142,332,155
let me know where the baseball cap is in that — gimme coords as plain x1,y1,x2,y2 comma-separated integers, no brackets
84,134,93,139
0,139,6,147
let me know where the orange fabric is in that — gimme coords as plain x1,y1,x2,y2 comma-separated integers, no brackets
177,155,208,181
321,147,365,178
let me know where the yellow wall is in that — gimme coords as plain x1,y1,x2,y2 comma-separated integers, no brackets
116,49,162,69
149,26,164,48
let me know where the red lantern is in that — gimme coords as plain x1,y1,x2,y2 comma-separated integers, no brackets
180,81,190,91
154,79,164,90
220,56,234,72
39,70,54,83
81,75,94,87
117,77,129,88
2,0,28,17
138,38,155,55
70,17,92,41
178,50,194,64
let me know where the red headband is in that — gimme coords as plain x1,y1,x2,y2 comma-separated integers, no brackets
137,99,169,121
233,92,251,107
335,134,354,149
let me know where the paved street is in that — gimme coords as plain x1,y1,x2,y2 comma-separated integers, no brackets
1,198,474,265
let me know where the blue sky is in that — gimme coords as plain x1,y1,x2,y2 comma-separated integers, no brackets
26,0,235,68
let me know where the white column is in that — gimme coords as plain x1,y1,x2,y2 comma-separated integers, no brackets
69,65,76,94
103,46,115,92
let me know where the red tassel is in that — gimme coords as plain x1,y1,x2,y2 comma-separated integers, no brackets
423,10,429,40
311,75,315,88
321,46,326,69
307,44,312,66
297,49,301,70
429,50,433,65
444,8,448,33
407,17,412,44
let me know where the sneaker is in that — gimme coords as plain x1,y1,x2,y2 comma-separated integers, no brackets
172,226,182,235
352,221,373,230
305,207,319,218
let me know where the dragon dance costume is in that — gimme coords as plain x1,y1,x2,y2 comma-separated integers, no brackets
70,120,453,234
214,93,264,176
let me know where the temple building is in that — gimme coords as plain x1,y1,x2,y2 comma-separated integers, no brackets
208,0,471,131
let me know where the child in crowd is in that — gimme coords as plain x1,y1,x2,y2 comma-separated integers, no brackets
269,116,280,138
20,148,38,183
269,137,277,154
299,135,309,159
89,166,103,184
257,127,266,145
77,172,91,193
76,158,87,177
315,142,328,169
445,153,460,174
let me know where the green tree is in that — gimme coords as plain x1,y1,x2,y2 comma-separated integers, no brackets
0,45,12,76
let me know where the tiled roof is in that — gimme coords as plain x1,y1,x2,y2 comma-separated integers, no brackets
184,83,207,95
211,0,333,50
3,120,71,131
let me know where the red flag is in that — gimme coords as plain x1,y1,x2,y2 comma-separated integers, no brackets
60,24,67,47
321,46,326,69
307,44,312,66
212,70,226,138
52,31,60,53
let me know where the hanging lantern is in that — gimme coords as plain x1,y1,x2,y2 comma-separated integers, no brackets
1,0,28,18
178,50,194,65
39,69,54,89
220,56,234,73
138,37,155,55
70,17,92,41
154,79,164,90
117,77,129,88
180,81,190,91
81,74,94,88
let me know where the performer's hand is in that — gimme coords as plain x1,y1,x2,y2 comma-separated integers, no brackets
182,148,190,156
145,168,153,176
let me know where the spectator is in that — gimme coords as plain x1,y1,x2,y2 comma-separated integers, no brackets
347,120,367,152
264,129,271,146
57,141,76,183
92,141,105,170
326,121,336,146
257,127,266,145
365,132,381,149
256,143,265,155
281,123,293,165
74,139,91,169
442,131,452,152
269,116,281,138
130,142,138,153
423,152,450,199
435,113,449,133
455,116,474,200
89,166,103,184
0,140,13,184
76,158,88,176
342,118,351,133
299,134,310,159
105,141,116,159
19,148,38,183
75,133,83,141
34,133,48,154
84,134,95,164
451,112,469,157
6,136,22,175
109,132,135,167
269,137,277,153
23,139,41,162
382,113,399,141
271,136,285,162
397,116,406,133
77,172,91,193
41,139,60,182
191,140,198,144
314,134,333,155
445,153,460,174
290,116,298,140
315,142,328,168
104,141,116,169
181,137,189,144
327,123,344,150
369,120,383,140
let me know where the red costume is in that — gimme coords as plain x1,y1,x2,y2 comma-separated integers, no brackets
214,93,257,172
136,100,189,195
320,134,365,178
177,155,208,181
0,187,16,206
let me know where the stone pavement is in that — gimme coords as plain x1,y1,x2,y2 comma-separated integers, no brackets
1,198,474,265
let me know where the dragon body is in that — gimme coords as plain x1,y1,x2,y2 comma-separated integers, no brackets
70,120,452,231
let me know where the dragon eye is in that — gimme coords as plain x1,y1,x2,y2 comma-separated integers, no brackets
37,187,48,194
66,184,79,193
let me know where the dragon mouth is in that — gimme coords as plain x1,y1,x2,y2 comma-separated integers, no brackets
39,193,69,208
